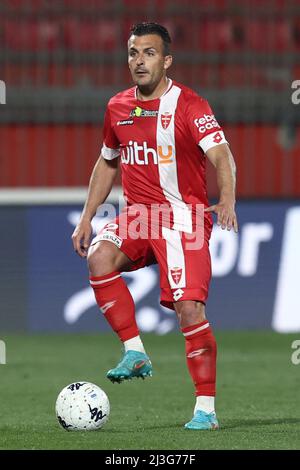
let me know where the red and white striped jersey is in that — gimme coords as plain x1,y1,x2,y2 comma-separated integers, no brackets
101,79,228,233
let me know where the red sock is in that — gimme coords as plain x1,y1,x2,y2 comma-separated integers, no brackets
182,320,217,396
90,271,139,342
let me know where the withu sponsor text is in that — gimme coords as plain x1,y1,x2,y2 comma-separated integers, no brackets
121,141,174,165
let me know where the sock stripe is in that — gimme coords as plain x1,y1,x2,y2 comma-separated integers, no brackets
182,322,209,337
90,274,121,286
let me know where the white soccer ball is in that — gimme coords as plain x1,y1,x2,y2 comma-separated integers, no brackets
55,381,110,431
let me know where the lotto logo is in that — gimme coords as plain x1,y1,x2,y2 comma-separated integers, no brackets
194,114,220,133
213,132,222,143
121,141,174,165
173,288,184,301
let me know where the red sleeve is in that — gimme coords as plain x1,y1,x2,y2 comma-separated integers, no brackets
187,96,228,153
101,106,120,160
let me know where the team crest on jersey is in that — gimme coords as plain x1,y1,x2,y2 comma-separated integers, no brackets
161,112,172,129
130,106,158,117
170,267,182,285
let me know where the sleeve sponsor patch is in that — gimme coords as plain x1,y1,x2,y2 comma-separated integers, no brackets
194,114,220,133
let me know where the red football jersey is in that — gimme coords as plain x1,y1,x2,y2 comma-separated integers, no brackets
101,79,228,233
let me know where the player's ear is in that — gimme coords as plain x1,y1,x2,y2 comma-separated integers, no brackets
164,55,172,70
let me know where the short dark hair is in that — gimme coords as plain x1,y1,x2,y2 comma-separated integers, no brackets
129,22,172,55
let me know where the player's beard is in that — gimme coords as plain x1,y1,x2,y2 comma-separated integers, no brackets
133,71,152,87
134,72,162,97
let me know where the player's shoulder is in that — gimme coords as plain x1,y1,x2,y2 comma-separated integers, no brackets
107,87,136,109
173,80,208,106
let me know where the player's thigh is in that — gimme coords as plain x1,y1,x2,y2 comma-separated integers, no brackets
87,240,133,275
88,216,156,275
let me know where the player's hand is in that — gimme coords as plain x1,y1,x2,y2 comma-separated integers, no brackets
205,200,238,232
71,218,92,258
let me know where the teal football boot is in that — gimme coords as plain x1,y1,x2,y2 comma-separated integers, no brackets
184,410,219,430
106,350,153,383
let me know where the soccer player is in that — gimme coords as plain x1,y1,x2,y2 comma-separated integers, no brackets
72,22,238,430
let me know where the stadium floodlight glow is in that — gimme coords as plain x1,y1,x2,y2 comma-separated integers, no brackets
0,80,6,104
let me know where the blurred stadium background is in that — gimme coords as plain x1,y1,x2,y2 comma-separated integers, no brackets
1,0,300,452
0,0,300,334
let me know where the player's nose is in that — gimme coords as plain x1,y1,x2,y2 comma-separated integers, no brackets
136,55,144,66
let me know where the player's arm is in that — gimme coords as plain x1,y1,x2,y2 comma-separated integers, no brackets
205,143,238,233
72,155,119,257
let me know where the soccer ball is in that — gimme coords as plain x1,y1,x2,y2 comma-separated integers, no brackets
55,381,110,431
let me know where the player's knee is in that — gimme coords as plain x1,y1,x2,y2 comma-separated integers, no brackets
87,241,118,276
175,300,206,328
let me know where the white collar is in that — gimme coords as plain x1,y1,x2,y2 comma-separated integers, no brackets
135,78,172,100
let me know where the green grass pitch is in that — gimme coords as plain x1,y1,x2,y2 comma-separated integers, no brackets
0,331,299,450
